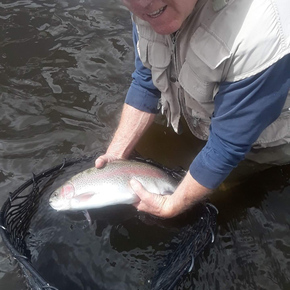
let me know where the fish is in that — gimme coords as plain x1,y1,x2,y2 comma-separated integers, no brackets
49,160,178,211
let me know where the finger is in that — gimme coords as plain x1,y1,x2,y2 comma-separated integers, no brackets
95,156,107,168
130,179,151,201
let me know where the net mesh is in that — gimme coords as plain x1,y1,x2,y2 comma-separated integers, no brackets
0,156,217,290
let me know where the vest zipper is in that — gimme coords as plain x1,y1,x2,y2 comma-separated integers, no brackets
170,31,180,87
169,12,192,85
170,31,183,133
170,30,205,135
169,15,203,134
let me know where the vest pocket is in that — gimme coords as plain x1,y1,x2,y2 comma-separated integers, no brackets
189,25,231,70
138,38,151,69
179,62,216,104
148,42,171,69
138,38,171,92
148,42,171,92
179,25,231,104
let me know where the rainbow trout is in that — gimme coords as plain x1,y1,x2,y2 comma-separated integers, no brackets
49,160,178,211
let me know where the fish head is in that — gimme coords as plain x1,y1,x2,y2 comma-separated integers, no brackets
49,182,75,211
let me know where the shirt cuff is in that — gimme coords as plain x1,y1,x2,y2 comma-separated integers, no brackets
125,81,160,114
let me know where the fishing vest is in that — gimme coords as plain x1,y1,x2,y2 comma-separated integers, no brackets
133,0,290,149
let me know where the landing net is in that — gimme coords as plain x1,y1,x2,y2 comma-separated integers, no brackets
0,156,217,290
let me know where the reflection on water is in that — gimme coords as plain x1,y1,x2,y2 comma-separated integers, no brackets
0,1,290,290
0,0,134,288
0,0,133,191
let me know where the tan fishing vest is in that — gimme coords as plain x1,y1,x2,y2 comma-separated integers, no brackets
133,0,290,149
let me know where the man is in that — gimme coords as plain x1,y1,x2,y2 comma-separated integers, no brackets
95,0,290,218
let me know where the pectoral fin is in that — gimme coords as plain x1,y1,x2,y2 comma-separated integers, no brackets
73,192,95,202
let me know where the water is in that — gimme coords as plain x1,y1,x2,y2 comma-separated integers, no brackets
0,0,290,289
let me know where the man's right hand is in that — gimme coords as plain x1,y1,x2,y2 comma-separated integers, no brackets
94,104,156,169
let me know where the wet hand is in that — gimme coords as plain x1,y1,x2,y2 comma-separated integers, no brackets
130,179,177,218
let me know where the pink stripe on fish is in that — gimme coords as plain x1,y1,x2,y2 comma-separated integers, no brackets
94,166,165,180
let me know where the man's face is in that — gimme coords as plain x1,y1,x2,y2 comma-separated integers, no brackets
122,0,198,35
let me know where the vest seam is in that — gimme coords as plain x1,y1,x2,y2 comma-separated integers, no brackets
269,0,286,51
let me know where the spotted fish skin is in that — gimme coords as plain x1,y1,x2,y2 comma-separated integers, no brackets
49,160,178,211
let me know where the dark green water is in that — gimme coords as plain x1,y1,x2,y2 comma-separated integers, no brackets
0,0,290,289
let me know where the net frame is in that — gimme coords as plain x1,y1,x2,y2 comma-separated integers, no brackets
0,156,217,290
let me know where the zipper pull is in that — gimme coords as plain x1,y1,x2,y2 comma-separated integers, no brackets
170,31,179,53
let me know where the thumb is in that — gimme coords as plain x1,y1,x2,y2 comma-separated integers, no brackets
130,178,162,205
130,179,148,198
130,178,169,217
95,156,107,168
130,179,156,204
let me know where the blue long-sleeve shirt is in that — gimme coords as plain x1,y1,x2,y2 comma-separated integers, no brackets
125,24,290,189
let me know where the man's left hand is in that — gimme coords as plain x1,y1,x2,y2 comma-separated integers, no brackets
130,172,212,219
130,179,176,218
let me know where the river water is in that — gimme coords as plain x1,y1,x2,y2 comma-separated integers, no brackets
0,0,290,289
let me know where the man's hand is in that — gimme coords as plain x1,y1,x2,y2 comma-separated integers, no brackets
130,179,175,218
130,172,212,218
94,103,155,169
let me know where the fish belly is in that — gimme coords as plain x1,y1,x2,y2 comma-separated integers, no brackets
70,182,139,210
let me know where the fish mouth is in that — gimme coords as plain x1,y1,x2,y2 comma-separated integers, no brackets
147,5,167,18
